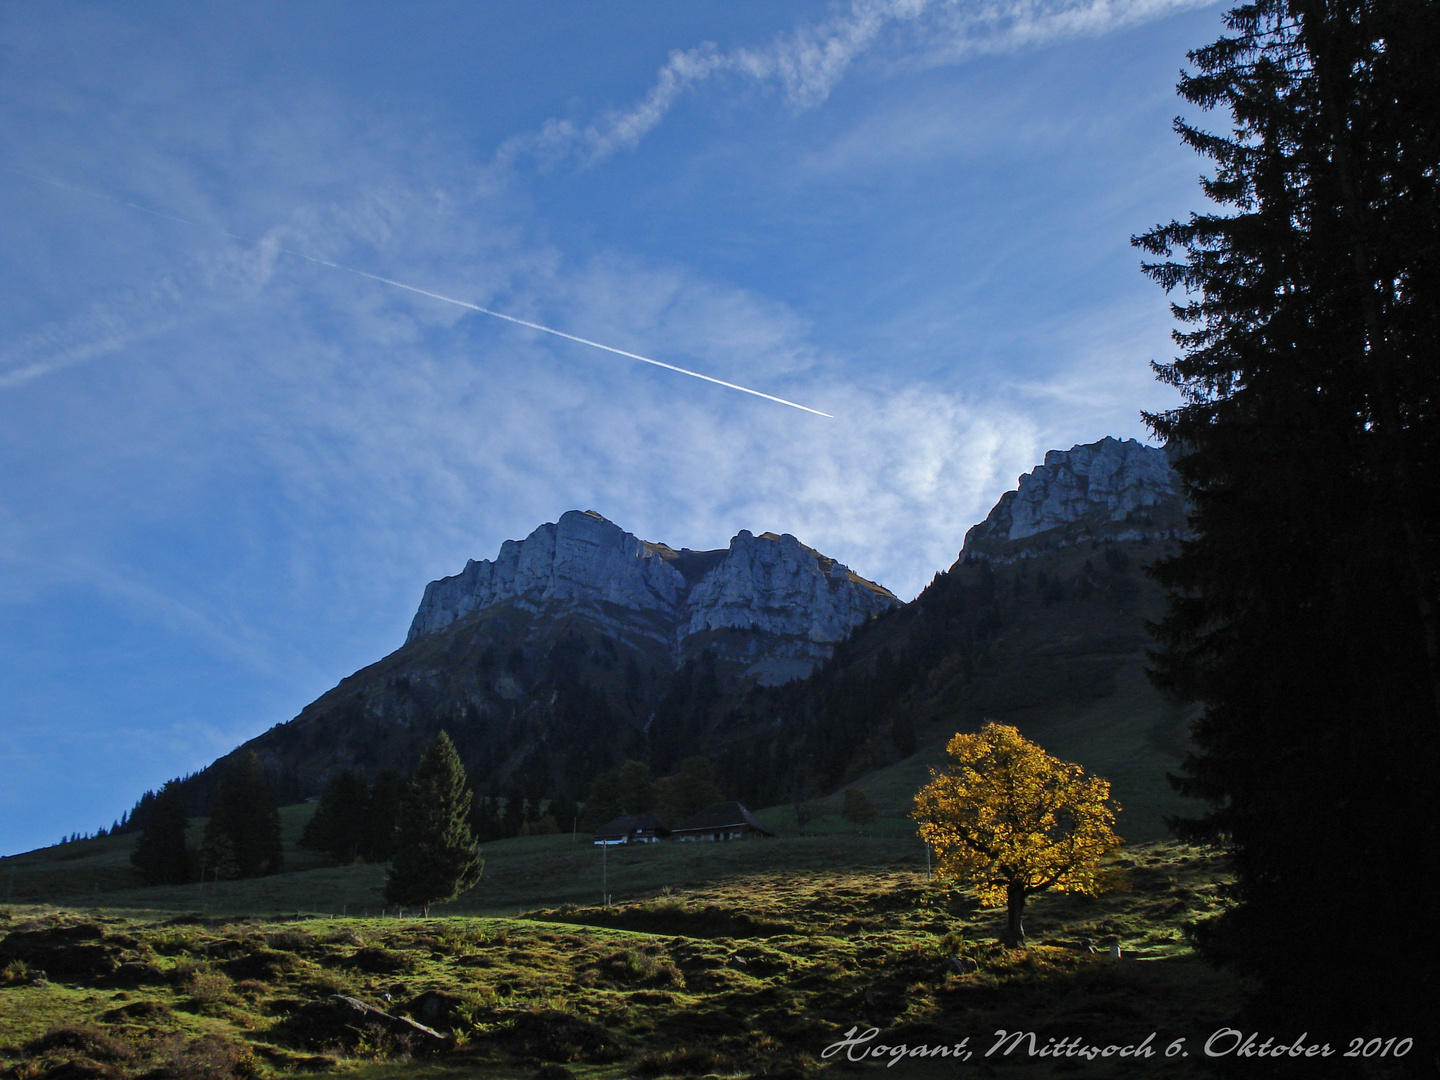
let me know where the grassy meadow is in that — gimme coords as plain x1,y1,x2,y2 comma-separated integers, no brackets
0,795,1262,1080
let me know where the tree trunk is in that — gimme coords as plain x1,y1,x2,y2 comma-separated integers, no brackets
1004,881,1026,946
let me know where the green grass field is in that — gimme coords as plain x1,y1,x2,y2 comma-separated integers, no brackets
1,803,930,919
2,786,1323,1079
2,835,1244,1080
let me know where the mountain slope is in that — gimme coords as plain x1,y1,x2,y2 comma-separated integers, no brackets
183,512,897,808
707,437,1194,840
168,437,1193,842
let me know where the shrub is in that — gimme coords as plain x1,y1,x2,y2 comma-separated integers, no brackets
153,1034,262,1080
635,1046,736,1076
640,893,685,916
1,959,32,984
840,787,879,825
450,987,503,1029
103,999,172,1020
168,958,207,984
151,932,199,956
597,947,685,989
185,970,235,1005
502,1009,626,1064
264,931,312,952
222,948,304,981
110,959,167,988
25,1025,134,1062
300,970,355,997
333,947,411,975
12,1058,124,1080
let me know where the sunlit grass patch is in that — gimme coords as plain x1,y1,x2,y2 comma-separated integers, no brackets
0,841,1241,1078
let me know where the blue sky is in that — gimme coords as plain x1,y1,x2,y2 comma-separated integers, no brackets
0,0,1222,855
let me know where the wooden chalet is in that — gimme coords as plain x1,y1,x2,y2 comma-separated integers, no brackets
592,812,670,845
671,801,774,841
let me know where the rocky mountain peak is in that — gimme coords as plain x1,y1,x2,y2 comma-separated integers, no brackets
406,512,898,681
960,437,1184,561
406,510,685,641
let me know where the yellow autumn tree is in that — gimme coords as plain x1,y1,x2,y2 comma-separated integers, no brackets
913,723,1121,945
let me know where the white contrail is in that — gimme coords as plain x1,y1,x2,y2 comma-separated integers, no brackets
288,255,834,417
2,167,833,417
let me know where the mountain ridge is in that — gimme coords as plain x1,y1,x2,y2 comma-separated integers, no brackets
700,435,1193,838
406,509,899,678
961,436,1184,561
153,435,1191,842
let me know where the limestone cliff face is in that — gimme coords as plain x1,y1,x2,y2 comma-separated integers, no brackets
407,511,686,640
961,437,1185,560
682,530,894,643
407,511,897,678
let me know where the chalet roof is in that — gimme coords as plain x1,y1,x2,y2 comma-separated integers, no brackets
593,812,669,839
672,801,774,837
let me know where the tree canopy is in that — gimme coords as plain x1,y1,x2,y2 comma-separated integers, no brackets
360,770,405,862
201,751,283,880
583,756,723,828
1135,0,1440,1048
913,723,1121,944
840,787,878,826
300,770,369,863
384,731,483,914
130,780,191,886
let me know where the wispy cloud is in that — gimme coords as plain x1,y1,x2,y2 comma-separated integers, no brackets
913,0,1215,67
0,280,185,389
500,0,1211,169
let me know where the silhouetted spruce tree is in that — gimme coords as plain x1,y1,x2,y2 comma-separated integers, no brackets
300,770,369,863
200,751,283,879
469,793,506,843
580,770,623,830
890,714,917,758
614,759,656,814
499,786,527,837
547,794,580,836
652,756,721,825
122,791,157,836
1136,0,1440,1053
129,780,191,885
383,731,483,914
840,787,878,826
359,770,404,862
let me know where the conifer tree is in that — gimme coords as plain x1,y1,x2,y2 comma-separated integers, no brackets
469,793,506,842
840,787,878,826
359,770,404,862
125,790,157,837
1136,0,1440,1049
579,769,624,829
300,770,369,863
383,731,483,914
130,780,192,885
672,756,722,819
615,759,656,814
201,750,283,879
499,785,527,837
